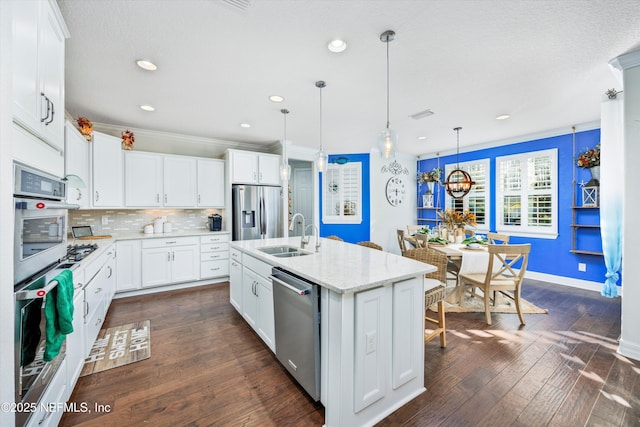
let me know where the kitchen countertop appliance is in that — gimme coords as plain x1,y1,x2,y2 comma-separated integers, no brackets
271,267,321,401
208,213,222,231
232,185,282,241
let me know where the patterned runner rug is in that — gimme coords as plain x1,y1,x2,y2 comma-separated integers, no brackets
80,320,151,377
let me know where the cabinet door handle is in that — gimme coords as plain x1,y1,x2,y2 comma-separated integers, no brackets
231,261,237,267
95,191,100,202
164,194,168,204
76,188,82,201
198,195,201,204
253,172,257,181
95,317,102,327
156,193,160,203
167,252,171,262
84,300,89,318
172,252,175,261
45,98,55,125
40,92,50,123
259,172,263,182
107,266,113,278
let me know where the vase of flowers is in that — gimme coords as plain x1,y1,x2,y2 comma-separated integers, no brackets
122,129,135,150
576,144,600,185
438,209,477,241
417,167,442,194
76,117,93,141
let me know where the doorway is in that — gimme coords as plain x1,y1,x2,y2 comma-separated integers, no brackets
288,159,313,237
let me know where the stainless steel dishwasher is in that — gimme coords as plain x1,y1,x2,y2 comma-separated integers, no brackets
271,267,320,401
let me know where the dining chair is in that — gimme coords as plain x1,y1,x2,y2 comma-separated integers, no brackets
407,225,422,235
487,232,510,244
396,229,408,255
356,241,383,251
403,247,448,347
326,235,343,241
458,243,531,325
414,233,429,248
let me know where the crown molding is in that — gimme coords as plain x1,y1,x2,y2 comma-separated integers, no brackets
609,49,640,71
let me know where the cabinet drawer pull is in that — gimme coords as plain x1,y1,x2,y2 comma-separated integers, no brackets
165,241,177,245
96,287,102,293
211,267,220,271
95,317,102,326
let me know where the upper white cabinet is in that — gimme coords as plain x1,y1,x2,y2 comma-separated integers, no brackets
92,132,123,207
164,155,197,207
197,159,225,207
12,0,68,151
64,121,90,208
228,150,281,185
124,151,163,207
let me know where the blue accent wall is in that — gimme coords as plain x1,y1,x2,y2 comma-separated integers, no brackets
319,153,370,243
418,129,612,286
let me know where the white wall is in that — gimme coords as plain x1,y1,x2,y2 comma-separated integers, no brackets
1,1,16,425
369,150,417,254
612,50,640,361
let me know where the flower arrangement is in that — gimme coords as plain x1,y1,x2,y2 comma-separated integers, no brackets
417,167,442,184
76,117,93,141
438,208,477,229
122,130,135,150
576,144,600,168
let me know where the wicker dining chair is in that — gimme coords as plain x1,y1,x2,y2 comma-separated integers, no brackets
356,241,383,251
403,247,448,347
396,229,408,255
326,235,343,241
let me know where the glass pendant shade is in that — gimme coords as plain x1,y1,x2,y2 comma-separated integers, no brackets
279,109,291,181
377,127,398,159
280,162,291,181
315,148,328,173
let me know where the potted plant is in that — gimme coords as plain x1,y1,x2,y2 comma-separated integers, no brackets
576,143,600,184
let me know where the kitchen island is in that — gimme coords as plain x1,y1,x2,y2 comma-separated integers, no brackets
230,236,435,427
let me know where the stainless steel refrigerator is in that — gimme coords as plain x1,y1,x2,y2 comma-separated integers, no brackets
232,184,283,241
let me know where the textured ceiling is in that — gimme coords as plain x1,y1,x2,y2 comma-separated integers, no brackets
59,0,640,157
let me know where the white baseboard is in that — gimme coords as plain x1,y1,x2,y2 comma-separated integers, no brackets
113,277,229,299
618,338,640,363
524,271,623,296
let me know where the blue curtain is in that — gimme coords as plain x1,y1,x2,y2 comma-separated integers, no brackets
600,95,624,298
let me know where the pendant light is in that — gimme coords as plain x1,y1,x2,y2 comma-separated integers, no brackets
315,80,328,173
279,109,291,181
377,30,398,159
443,127,475,199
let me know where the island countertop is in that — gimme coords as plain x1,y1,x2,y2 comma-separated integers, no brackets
231,236,435,294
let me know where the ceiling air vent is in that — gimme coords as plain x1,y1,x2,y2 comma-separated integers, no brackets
221,0,252,11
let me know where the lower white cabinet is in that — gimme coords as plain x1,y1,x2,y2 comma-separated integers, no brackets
141,237,199,287
240,254,275,352
200,234,229,279
229,248,242,311
116,240,142,292
83,243,116,355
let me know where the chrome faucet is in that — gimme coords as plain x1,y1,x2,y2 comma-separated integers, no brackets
305,224,321,252
289,212,307,249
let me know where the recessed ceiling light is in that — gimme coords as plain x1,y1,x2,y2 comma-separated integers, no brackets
269,95,284,103
409,109,434,120
328,39,347,53
136,59,157,71
240,123,251,128
417,136,427,140
139,105,155,112
496,114,511,120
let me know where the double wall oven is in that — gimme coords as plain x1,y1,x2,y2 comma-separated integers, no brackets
13,163,79,426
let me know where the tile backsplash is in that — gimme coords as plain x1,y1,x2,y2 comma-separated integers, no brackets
69,209,225,235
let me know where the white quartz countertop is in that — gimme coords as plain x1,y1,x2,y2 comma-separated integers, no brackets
231,237,435,294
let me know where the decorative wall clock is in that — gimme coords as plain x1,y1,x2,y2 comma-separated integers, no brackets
385,176,405,206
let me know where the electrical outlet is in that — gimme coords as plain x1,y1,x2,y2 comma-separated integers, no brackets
578,263,587,272
366,331,376,354
161,215,167,222
101,216,109,225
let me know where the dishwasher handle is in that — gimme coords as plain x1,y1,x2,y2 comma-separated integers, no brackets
270,275,310,296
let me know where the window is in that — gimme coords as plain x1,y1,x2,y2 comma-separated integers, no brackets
445,159,490,230
322,162,362,224
496,148,557,238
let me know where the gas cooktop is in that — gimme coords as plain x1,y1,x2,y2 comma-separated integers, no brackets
66,243,98,261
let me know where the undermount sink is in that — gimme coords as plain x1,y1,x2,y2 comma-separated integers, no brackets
257,245,313,258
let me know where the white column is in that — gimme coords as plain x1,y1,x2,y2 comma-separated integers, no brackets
610,49,640,361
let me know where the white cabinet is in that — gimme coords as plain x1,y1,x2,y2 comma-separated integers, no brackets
141,237,199,287
83,245,116,355
12,0,68,152
163,155,197,207
64,121,90,208
200,234,229,279
124,151,162,207
240,254,275,352
229,248,242,311
228,150,281,185
197,158,225,207
66,267,86,394
116,240,142,292
92,132,123,207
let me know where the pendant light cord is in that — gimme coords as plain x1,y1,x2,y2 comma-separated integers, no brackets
386,37,390,129
319,85,323,151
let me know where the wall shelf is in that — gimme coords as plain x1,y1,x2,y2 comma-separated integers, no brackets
571,195,602,256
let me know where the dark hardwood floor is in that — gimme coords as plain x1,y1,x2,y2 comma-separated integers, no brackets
60,279,637,427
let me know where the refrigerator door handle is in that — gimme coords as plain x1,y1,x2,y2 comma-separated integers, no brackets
259,194,266,237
